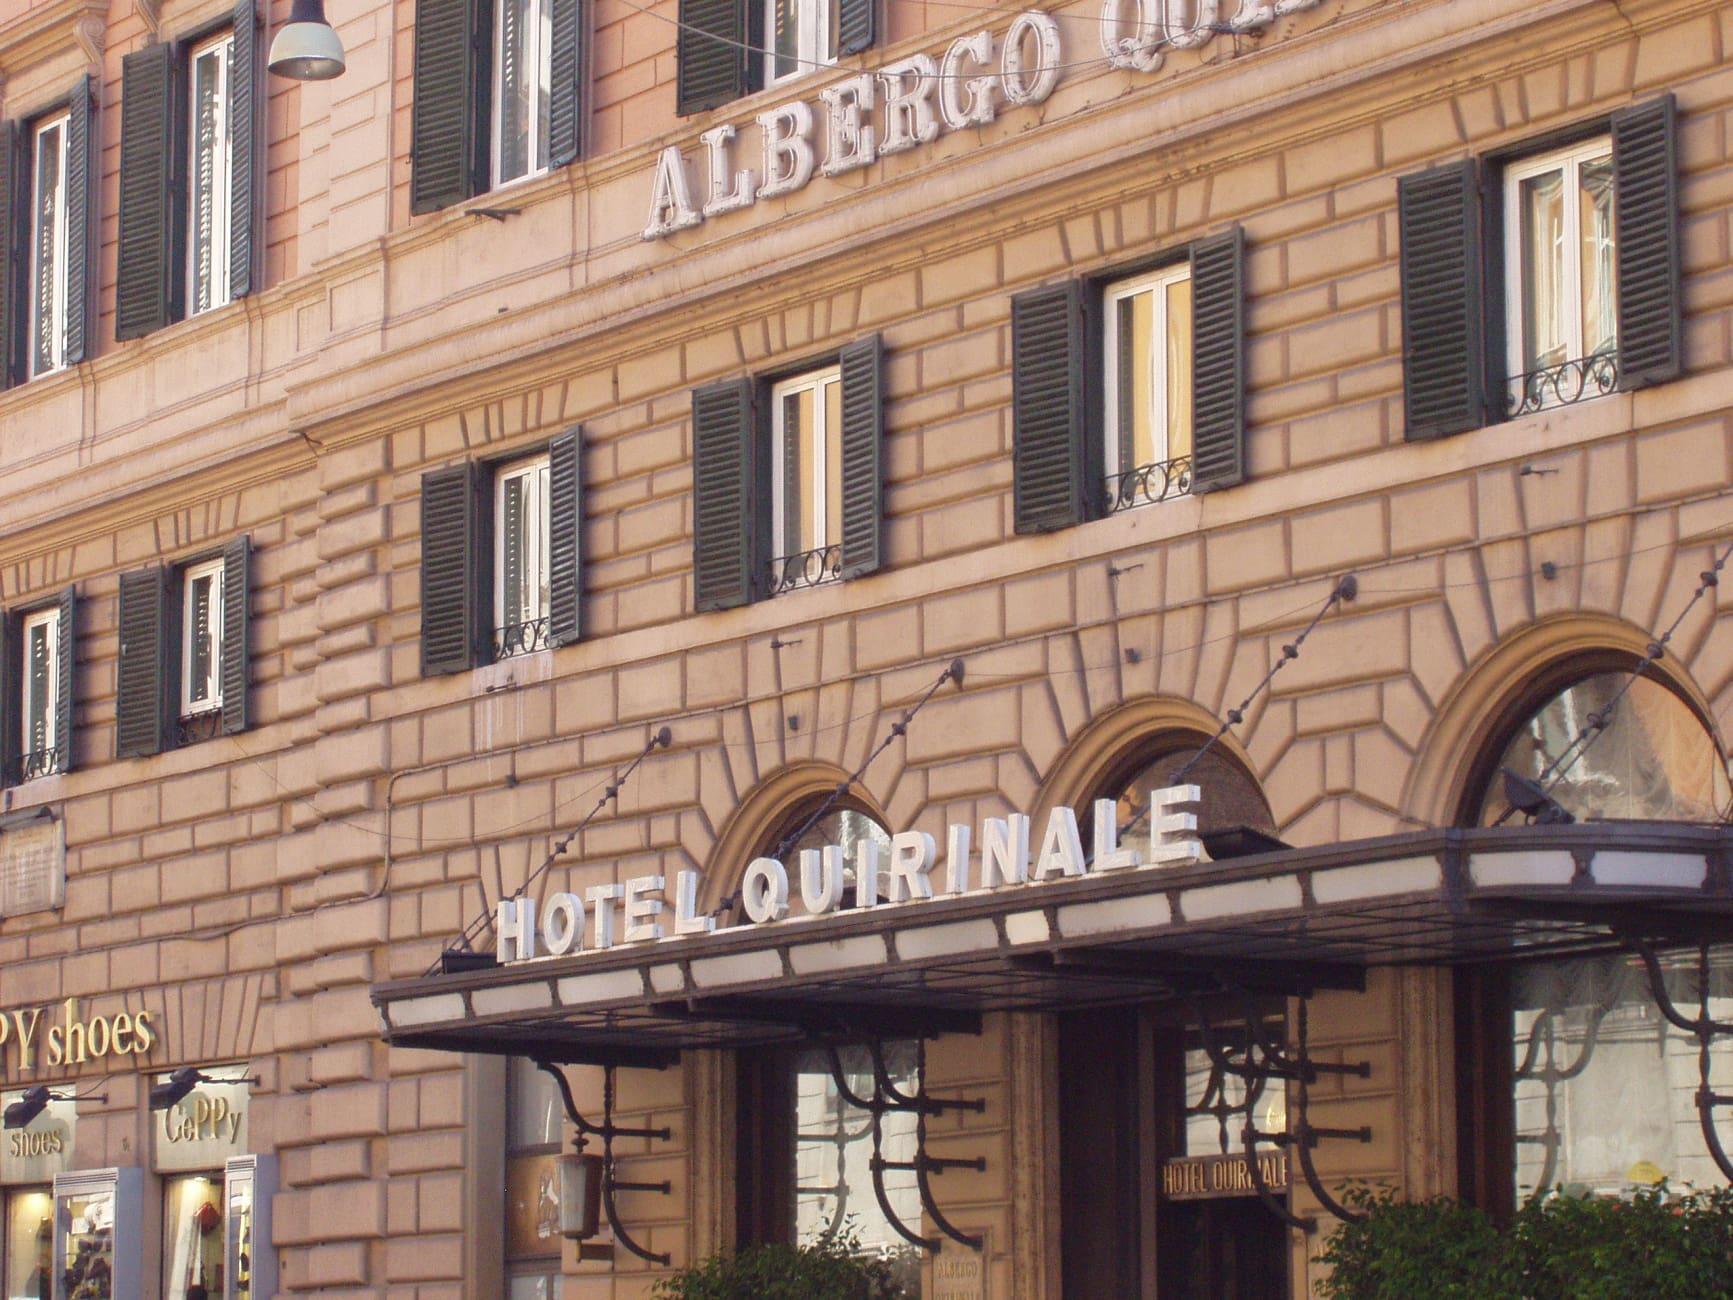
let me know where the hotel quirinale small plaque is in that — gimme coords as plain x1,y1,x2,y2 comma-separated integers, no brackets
1162,1151,1289,1201
930,1229,988,1300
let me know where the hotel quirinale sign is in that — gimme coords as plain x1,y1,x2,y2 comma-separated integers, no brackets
498,785,1203,963
644,0,1327,240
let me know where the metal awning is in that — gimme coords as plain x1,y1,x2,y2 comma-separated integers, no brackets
371,824,1733,1067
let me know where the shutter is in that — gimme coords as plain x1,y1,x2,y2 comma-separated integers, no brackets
421,462,481,675
1012,281,1089,534
116,44,177,340
64,76,94,366
0,123,18,389
1398,160,1485,440
1189,227,1247,494
1612,95,1682,390
221,536,250,735
838,334,883,578
677,0,749,117
549,0,583,168
548,427,583,645
230,0,260,298
116,567,168,759
837,0,874,56
692,378,757,611
411,0,484,214
54,587,74,775
0,613,14,787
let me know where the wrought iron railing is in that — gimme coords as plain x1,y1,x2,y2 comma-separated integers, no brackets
769,545,842,595
493,617,551,660
13,749,59,783
1107,454,1193,515
176,710,223,747
1505,351,1619,418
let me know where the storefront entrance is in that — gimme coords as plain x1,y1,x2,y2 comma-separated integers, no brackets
1157,1196,1289,1299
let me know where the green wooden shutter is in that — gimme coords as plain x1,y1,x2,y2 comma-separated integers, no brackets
549,0,583,168
0,612,14,787
221,537,250,735
837,0,874,55
1398,160,1485,440
230,0,260,298
548,427,583,645
1189,227,1247,494
693,378,757,611
421,462,481,674
64,76,94,365
677,0,750,116
1612,95,1682,390
838,334,883,579
412,0,485,214
116,567,168,759
0,123,19,389
116,44,177,340
54,587,74,775
1012,282,1090,534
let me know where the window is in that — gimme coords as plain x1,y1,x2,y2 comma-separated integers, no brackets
28,112,69,379
1504,139,1617,411
494,0,553,186
3,1187,52,1300
1103,263,1194,511
188,31,237,316
19,609,58,780
770,366,844,592
163,1173,224,1300
767,0,838,85
180,557,225,719
505,1057,562,1298
495,456,552,658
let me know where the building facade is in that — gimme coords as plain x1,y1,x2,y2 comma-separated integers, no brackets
0,0,1730,1294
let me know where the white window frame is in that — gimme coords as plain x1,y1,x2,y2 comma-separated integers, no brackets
764,0,836,87
769,364,842,571
1502,136,1617,393
493,456,552,643
180,557,225,718
187,30,236,316
491,0,554,189
27,112,69,380
19,607,58,767
1101,261,1192,483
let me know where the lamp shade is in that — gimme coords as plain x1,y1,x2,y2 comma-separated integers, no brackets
268,0,346,81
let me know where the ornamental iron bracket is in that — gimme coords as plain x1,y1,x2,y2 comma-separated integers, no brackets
1631,941,1733,1184
820,1037,987,1254
535,1059,674,1266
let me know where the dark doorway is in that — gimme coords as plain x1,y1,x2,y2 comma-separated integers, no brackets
1156,1198,1289,1299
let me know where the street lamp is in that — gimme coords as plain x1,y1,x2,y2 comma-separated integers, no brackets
268,0,346,81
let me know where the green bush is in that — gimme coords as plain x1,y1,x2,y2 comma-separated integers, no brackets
1315,1183,1733,1299
652,1229,917,1300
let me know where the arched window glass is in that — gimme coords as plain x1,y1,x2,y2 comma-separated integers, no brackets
1474,673,1729,825
1101,745,1277,862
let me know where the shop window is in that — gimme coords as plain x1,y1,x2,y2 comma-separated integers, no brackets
505,1057,562,1297
187,31,238,317
494,455,553,659
766,0,837,85
27,111,69,380
0,591,75,787
1503,139,1617,413
493,0,553,187
3,1187,53,1300
1102,263,1194,513
180,556,226,722
1471,671,1729,826
163,1173,225,1300
770,365,844,593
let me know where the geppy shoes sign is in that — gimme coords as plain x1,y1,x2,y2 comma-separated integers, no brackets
644,0,1327,240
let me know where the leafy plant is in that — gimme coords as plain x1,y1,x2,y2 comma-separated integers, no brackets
1315,1182,1733,1299
653,1227,917,1300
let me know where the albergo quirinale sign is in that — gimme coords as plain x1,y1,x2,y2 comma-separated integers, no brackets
498,786,1203,964
644,0,1326,240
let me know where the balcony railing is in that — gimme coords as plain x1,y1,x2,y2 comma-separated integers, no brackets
1107,455,1194,515
1505,352,1619,418
769,545,842,595
176,710,223,747
493,617,552,660
12,748,59,783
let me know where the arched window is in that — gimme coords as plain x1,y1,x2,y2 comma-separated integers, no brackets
1096,739,1278,860
1471,671,1728,825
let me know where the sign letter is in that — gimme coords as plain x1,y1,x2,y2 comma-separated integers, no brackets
979,815,1030,888
821,75,877,176
743,858,791,924
885,830,937,902
880,55,940,155
643,147,702,240
497,896,536,963
758,101,817,199
700,124,757,218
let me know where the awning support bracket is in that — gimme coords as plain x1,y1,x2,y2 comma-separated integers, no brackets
823,1037,986,1253
1632,940,1733,1183
536,1059,674,1266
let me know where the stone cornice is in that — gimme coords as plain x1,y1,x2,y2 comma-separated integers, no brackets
0,0,106,82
